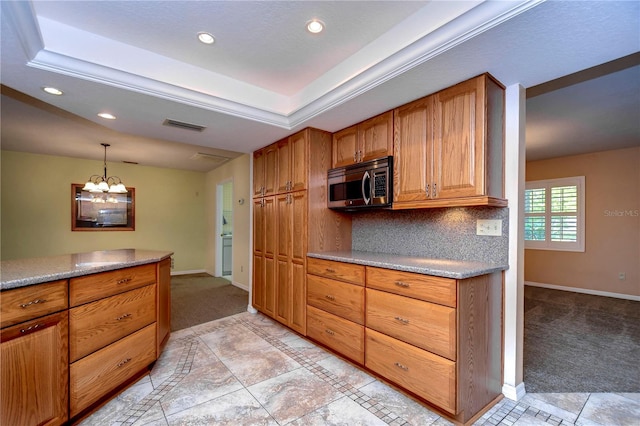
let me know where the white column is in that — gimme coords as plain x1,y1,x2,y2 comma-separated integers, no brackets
247,154,257,314
502,83,526,400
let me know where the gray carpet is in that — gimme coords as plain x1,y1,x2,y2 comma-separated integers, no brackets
524,285,640,393
171,273,249,331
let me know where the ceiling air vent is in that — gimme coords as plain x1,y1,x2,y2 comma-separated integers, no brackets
163,119,206,132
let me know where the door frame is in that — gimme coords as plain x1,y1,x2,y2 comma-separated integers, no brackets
215,178,233,278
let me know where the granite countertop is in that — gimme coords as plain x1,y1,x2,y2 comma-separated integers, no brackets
307,250,508,279
1,249,173,291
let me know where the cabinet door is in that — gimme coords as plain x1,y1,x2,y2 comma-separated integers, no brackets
264,257,276,317
1,311,68,426
332,125,358,168
289,131,308,192
433,76,485,199
263,143,278,196
276,194,291,260
290,191,307,263
360,111,393,163
393,96,433,204
275,193,291,324
276,138,290,193
290,262,306,335
252,255,264,311
253,198,264,255
263,196,276,258
275,258,290,324
253,149,264,198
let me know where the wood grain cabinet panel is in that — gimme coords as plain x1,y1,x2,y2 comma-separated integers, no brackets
366,328,456,414
307,275,364,325
69,284,156,362
307,257,365,285
70,264,156,306
1,280,68,328
1,311,69,426
307,305,364,364
332,111,393,168
70,324,156,417
366,266,456,308
366,288,456,360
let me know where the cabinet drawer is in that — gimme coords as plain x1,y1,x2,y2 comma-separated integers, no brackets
307,275,364,324
69,284,156,362
307,305,364,364
307,258,365,285
366,267,456,308
70,264,156,307
1,280,68,329
366,288,456,360
70,323,156,417
365,328,456,414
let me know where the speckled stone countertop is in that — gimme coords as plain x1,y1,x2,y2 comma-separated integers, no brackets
307,251,508,279
1,249,173,291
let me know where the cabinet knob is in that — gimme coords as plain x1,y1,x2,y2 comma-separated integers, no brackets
117,278,132,285
394,362,409,371
116,313,132,321
325,268,336,273
433,183,437,198
117,357,132,368
325,329,335,336
20,323,42,334
394,281,410,288
325,295,335,301
394,316,410,324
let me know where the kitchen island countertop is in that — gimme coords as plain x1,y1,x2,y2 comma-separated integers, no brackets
1,249,173,291
307,250,508,279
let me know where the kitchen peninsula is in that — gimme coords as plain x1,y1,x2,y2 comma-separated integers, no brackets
1,249,172,426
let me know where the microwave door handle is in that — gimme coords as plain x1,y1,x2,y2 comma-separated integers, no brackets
362,170,371,205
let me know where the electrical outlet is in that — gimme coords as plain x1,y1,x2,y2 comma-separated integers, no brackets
241,266,244,272
477,219,502,236
619,272,626,280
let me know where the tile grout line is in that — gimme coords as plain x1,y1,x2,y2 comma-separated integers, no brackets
239,317,411,425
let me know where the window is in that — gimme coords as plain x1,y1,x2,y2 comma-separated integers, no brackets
524,176,585,251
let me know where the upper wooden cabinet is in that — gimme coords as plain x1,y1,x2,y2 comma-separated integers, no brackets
253,143,277,198
277,131,308,193
393,74,506,209
332,111,393,168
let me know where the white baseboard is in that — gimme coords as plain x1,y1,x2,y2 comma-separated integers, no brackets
247,305,258,314
232,281,249,291
525,281,640,301
502,382,526,401
170,269,206,276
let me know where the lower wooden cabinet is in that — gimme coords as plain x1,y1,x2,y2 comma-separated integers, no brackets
307,305,364,364
1,311,69,426
70,324,156,416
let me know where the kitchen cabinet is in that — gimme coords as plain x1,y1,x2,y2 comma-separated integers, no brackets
305,258,503,424
253,143,277,198
252,128,352,332
277,132,308,193
306,258,365,363
69,264,158,417
253,196,276,317
157,257,171,354
393,74,506,209
1,281,69,426
332,111,393,168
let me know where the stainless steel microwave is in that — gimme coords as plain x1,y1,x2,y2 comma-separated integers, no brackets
327,156,393,210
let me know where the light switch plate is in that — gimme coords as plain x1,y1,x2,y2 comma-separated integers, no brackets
477,219,502,236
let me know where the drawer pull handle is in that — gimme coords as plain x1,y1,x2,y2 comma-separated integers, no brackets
325,329,335,336
325,268,336,273
117,278,132,284
325,295,335,301
394,316,410,324
395,281,410,288
20,323,42,334
20,299,47,308
117,358,132,368
394,362,409,371
116,313,132,321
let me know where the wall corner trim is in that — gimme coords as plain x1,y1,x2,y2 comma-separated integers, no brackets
502,382,526,401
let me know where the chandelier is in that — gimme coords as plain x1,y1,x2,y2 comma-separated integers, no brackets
82,143,127,195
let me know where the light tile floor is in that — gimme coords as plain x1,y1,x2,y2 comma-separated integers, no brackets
81,312,640,426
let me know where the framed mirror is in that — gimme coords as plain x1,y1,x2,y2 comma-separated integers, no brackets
72,184,135,231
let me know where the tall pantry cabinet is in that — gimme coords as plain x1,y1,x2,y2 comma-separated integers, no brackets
253,128,351,334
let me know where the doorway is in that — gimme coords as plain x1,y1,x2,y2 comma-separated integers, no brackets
216,179,233,279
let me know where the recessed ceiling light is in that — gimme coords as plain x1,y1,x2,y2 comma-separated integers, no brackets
97,113,116,120
43,86,63,95
197,32,215,44
306,19,325,34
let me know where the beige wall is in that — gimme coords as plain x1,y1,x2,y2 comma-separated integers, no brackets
1,150,207,272
205,154,251,289
525,147,640,296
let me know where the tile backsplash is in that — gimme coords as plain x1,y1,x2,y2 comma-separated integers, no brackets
351,207,509,265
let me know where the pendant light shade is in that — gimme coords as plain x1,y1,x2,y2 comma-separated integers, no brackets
82,143,128,195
